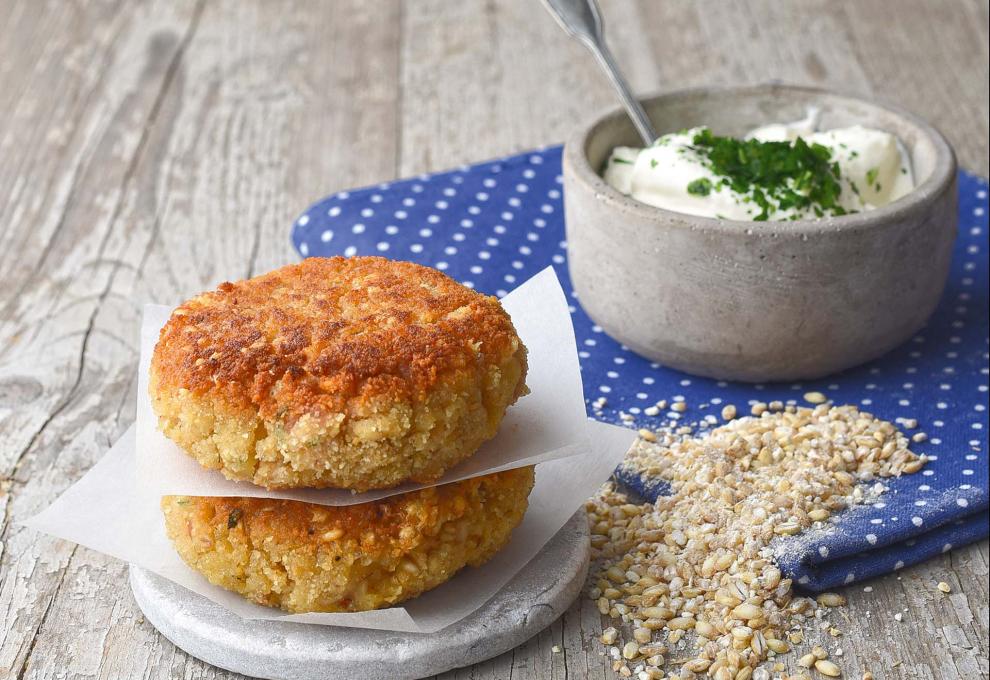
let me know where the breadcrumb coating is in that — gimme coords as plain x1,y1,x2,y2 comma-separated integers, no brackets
149,257,528,490
161,467,535,612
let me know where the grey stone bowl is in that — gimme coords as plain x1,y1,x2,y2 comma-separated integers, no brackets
563,84,957,382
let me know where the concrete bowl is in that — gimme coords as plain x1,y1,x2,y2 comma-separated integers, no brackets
563,84,956,382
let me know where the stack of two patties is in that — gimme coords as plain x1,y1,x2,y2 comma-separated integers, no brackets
149,257,533,613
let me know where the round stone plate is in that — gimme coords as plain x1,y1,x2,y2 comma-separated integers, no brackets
130,512,589,680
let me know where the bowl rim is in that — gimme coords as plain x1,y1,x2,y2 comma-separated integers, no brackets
564,83,957,235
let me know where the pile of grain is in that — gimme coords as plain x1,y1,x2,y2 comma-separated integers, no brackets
586,403,926,679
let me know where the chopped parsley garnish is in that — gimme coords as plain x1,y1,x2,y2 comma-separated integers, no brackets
866,167,879,186
690,128,847,220
687,177,713,196
611,157,633,165
650,158,659,169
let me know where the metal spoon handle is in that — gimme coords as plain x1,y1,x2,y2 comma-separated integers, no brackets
541,0,657,145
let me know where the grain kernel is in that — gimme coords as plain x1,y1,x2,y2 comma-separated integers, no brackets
695,620,716,638
606,566,627,582
815,659,842,677
730,625,753,640
774,522,801,536
639,606,674,620
731,602,763,620
766,637,789,653
903,458,925,473
683,658,711,672
622,641,640,660
668,616,695,630
816,592,846,607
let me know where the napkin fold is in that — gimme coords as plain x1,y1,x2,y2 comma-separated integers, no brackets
292,146,989,591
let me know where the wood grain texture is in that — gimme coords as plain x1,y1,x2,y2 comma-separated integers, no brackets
0,1,986,679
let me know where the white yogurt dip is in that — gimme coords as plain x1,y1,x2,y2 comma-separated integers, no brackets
603,113,914,221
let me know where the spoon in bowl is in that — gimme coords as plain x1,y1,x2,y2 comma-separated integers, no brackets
540,0,657,145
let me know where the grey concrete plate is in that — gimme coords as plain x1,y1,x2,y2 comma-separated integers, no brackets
130,512,589,680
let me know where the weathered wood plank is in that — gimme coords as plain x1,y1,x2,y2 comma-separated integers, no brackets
0,1,203,675
399,0,624,174
0,0,399,678
842,0,990,176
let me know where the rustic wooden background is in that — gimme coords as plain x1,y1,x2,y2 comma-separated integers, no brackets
1,1,987,678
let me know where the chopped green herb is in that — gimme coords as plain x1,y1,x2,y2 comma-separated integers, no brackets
227,508,243,529
690,128,846,220
866,167,879,186
650,158,659,169
611,157,633,165
687,177,713,196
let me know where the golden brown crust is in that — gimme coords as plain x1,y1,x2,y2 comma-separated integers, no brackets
162,467,535,612
152,256,523,419
149,257,528,490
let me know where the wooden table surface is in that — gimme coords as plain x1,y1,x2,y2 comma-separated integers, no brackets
1,1,987,678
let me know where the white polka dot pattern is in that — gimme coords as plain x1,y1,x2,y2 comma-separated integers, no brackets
292,147,988,591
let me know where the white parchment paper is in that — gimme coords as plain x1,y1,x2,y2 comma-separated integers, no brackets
24,420,633,632
135,267,610,506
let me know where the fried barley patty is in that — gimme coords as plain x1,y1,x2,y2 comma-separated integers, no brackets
149,256,528,490
161,467,535,612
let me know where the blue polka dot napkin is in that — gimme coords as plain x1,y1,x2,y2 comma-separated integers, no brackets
291,146,989,591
